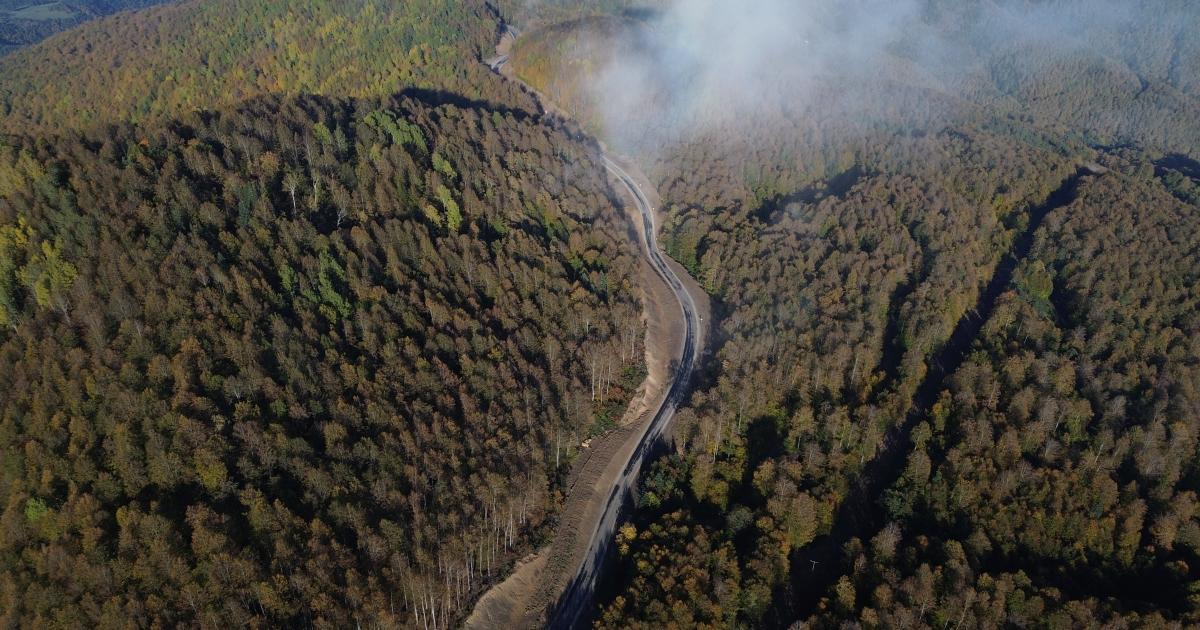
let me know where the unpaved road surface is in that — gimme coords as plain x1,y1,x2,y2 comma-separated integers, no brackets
465,153,709,630
465,23,709,630
542,158,705,629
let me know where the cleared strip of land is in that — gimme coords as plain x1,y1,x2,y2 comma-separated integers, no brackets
465,23,711,630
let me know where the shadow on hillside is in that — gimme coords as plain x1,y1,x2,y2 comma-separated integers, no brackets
398,86,535,123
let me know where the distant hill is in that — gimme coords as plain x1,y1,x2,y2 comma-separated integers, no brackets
0,0,169,55
0,0,529,134
508,1,1200,165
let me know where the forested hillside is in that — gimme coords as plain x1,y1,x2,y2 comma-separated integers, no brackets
0,0,168,55
509,0,1200,172
0,0,534,134
1,0,1197,626
800,150,1200,627
595,116,1092,628
500,1,1200,627
599,145,1200,629
0,92,643,626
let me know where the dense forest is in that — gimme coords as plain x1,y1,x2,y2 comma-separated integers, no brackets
0,87,645,625
494,0,655,30
799,150,1200,627
498,0,1200,627
598,143,1200,628
0,1,659,625
594,118,1086,628
0,0,1197,627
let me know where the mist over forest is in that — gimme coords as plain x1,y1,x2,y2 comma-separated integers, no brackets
518,0,1199,156
0,0,1197,628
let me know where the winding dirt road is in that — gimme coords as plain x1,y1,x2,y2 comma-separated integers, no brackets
544,157,704,629
467,22,707,629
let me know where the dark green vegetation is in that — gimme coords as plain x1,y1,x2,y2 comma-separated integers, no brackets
0,91,645,627
498,1,1200,628
0,0,1198,626
0,0,167,55
798,152,1200,627
602,149,1200,628
0,0,653,626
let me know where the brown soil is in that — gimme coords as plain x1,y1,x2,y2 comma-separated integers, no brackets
463,548,548,628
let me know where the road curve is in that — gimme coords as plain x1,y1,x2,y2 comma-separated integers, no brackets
479,26,703,626
484,25,517,72
546,157,703,629
486,54,508,72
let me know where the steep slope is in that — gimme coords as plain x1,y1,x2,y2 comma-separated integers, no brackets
0,92,643,627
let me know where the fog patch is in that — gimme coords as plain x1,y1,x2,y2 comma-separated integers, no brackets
580,0,1197,158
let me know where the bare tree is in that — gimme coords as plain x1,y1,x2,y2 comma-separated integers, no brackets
282,171,299,213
